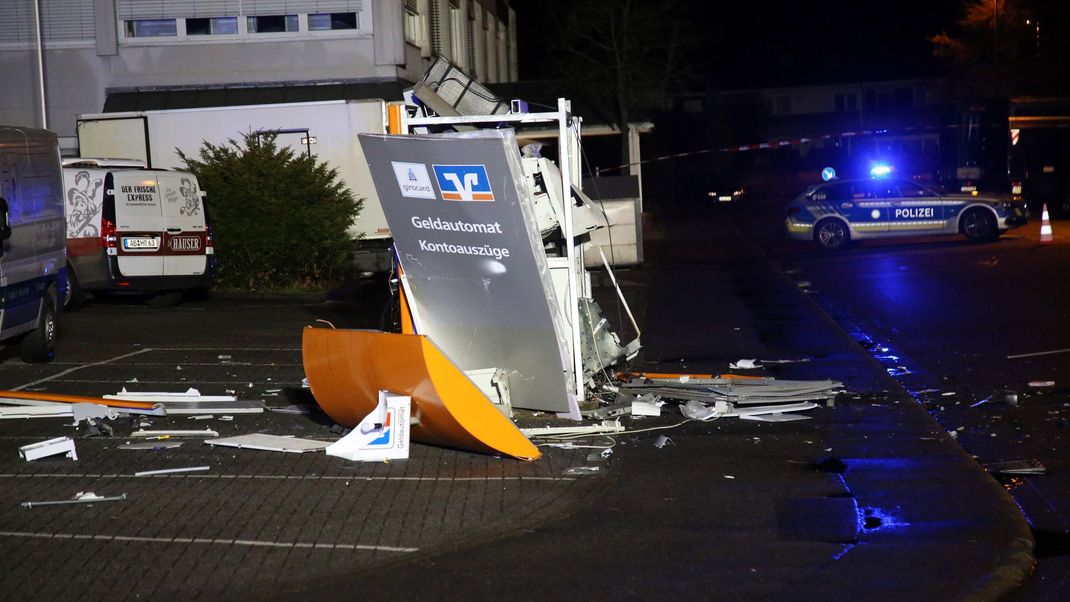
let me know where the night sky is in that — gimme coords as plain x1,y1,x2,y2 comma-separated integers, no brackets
513,1,1064,89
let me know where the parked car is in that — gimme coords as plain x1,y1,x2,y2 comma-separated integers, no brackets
62,159,214,307
785,177,1029,250
0,126,67,362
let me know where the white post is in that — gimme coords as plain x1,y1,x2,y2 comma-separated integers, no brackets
557,98,584,409
33,0,47,129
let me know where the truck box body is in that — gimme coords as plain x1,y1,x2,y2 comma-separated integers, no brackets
76,100,391,247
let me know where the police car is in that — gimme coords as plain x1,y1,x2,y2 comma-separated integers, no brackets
785,177,1029,250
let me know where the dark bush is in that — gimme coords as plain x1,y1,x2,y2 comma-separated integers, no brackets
179,132,360,289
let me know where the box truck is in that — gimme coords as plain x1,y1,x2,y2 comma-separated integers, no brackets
76,99,393,271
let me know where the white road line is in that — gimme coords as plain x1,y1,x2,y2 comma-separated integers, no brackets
12,349,156,391
0,530,418,553
0,473,574,482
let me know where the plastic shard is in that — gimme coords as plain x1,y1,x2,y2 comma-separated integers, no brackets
326,391,411,462
302,327,540,461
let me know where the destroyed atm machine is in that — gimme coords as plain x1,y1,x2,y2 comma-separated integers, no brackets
302,58,639,461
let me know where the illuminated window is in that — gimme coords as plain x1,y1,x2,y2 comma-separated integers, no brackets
124,19,177,37
186,17,238,36
247,15,299,34
309,12,358,31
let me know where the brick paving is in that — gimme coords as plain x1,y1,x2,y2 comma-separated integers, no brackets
0,293,600,600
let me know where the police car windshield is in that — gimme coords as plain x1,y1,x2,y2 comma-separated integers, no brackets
811,179,939,201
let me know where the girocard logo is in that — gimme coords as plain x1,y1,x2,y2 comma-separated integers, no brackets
432,165,495,202
391,161,436,199
365,409,394,448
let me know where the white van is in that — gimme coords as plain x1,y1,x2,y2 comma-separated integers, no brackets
0,126,67,362
62,159,214,307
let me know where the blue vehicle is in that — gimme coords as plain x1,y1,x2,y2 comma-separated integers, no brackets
0,126,67,362
785,177,1029,250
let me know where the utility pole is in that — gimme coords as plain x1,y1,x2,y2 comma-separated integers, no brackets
33,0,47,129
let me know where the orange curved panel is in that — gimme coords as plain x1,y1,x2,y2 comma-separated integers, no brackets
301,327,540,461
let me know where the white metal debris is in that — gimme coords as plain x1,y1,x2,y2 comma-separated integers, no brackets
22,491,126,508
131,429,219,438
19,437,78,462
134,466,210,477
0,405,71,419
520,420,625,438
204,434,330,453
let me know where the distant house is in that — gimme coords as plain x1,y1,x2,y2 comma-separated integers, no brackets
2,0,518,154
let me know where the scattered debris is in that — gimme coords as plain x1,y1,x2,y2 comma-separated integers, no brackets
19,437,78,462
730,359,760,370
106,388,263,415
971,391,1019,408
22,491,127,508
583,395,662,419
0,405,72,419
205,434,330,453
134,466,211,477
132,429,219,438
71,403,119,426
266,404,317,415
0,390,163,414
741,412,811,422
621,377,840,406
563,466,602,476
654,434,674,448
520,420,625,438
985,459,1047,476
119,441,183,450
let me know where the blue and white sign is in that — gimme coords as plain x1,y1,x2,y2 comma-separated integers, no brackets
432,164,495,202
821,166,837,182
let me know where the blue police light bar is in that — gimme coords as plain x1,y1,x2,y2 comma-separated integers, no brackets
869,164,892,177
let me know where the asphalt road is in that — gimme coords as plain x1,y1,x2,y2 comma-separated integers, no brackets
735,196,1070,599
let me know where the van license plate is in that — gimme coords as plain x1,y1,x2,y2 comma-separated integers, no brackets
122,237,159,250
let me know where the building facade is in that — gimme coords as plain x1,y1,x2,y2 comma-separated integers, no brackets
1,0,518,152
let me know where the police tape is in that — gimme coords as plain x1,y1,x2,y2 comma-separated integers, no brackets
596,122,1005,174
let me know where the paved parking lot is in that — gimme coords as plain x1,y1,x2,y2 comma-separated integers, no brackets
0,290,596,600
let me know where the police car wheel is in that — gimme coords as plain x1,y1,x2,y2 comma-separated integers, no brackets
814,219,849,250
961,208,996,242
64,266,85,311
20,296,56,364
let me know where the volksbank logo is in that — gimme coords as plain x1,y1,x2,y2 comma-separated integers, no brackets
432,165,495,202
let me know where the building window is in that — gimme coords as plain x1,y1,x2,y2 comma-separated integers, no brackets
124,19,177,38
846,93,857,111
247,15,299,34
186,17,239,36
309,12,358,31
449,2,466,68
404,1,427,48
